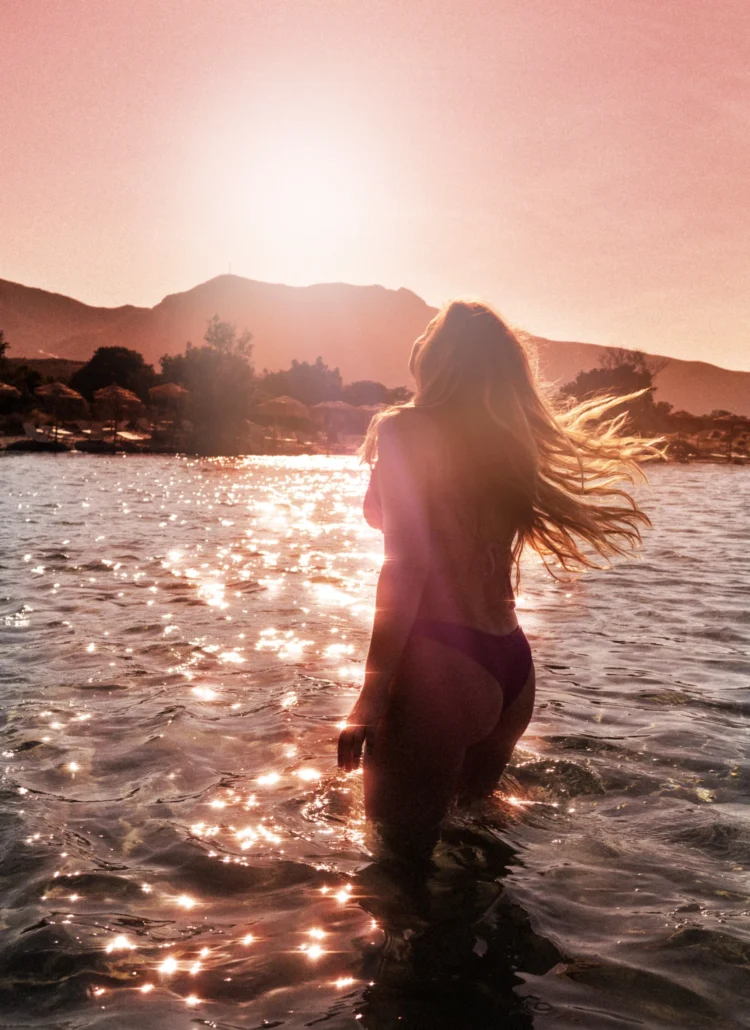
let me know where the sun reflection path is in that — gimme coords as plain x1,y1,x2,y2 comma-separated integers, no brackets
11,458,401,1018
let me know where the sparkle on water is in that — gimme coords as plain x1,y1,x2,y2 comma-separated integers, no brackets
1,455,748,1029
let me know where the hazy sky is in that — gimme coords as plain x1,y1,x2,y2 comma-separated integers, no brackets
3,0,749,370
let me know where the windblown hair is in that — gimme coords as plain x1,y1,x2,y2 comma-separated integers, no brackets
362,300,663,578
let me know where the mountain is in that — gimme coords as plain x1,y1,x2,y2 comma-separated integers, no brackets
1,275,748,415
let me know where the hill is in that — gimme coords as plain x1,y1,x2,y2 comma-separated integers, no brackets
1,275,748,415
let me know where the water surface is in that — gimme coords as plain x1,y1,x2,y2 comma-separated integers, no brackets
1,455,748,1029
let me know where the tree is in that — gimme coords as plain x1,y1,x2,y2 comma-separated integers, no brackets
342,380,390,406
203,314,252,357
258,357,343,407
387,386,413,405
561,348,668,433
160,316,255,455
596,348,667,378
6,364,43,398
70,346,157,401
0,333,44,398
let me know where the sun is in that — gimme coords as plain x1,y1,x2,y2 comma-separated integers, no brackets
258,140,369,237
212,118,387,283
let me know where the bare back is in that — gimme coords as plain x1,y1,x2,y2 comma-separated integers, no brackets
364,408,521,634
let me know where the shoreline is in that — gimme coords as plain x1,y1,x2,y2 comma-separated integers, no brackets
0,434,361,458
1,435,747,464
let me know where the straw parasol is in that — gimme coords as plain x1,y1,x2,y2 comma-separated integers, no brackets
35,381,85,402
149,383,190,449
94,384,144,414
672,409,702,427
312,400,359,414
35,382,88,441
149,382,190,404
255,395,311,423
318,401,382,435
712,413,750,460
0,382,21,405
94,384,144,445
356,404,385,418
311,400,361,439
712,414,750,426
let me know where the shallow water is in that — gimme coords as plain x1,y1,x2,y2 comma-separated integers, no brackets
1,454,748,1030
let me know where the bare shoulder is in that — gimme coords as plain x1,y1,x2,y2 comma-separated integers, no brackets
378,408,440,451
378,410,442,487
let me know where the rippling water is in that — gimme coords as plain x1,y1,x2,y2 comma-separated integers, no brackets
1,454,748,1030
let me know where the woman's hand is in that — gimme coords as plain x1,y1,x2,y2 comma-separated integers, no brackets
337,722,368,773
337,693,386,772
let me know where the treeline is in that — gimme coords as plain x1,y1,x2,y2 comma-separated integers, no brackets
0,331,52,397
0,318,412,454
2,324,747,457
560,349,673,433
560,347,747,436
560,348,750,460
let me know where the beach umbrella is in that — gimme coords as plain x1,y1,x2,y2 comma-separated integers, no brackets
0,382,22,408
94,383,143,407
312,400,358,413
712,414,750,460
149,382,190,405
309,401,358,418
672,410,701,425
149,383,190,448
352,404,384,433
712,414,750,426
671,410,704,436
332,402,383,434
34,382,88,441
35,381,85,402
94,384,144,445
255,395,311,423
311,400,362,437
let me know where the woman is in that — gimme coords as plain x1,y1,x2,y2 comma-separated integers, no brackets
337,300,657,859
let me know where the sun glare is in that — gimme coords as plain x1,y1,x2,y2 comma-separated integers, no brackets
265,151,366,231
214,118,386,282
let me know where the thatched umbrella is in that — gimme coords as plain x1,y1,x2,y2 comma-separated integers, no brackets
149,383,190,448
149,382,190,405
35,382,88,441
94,384,144,446
0,382,21,409
312,400,358,415
672,409,702,429
353,403,385,433
321,401,383,435
713,414,750,461
356,404,385,418
311,400,361,440
255,395,311,424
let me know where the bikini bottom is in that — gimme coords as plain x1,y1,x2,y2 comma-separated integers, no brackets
408,619,532,712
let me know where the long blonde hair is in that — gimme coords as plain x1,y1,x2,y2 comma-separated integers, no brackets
362,300,662,577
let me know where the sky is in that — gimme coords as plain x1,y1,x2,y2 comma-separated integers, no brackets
2,0,749,371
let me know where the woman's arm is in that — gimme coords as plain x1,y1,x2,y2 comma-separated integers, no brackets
338,416,433,771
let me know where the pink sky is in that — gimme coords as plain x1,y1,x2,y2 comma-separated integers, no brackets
2,0,749,370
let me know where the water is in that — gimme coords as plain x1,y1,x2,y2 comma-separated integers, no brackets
1,454,748,1030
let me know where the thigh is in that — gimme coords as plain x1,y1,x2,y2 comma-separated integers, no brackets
458,661,536,802
362,635,507,855
364,688,466,858
363,639,477,856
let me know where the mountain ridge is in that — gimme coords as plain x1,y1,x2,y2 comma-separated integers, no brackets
1,274,748,415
